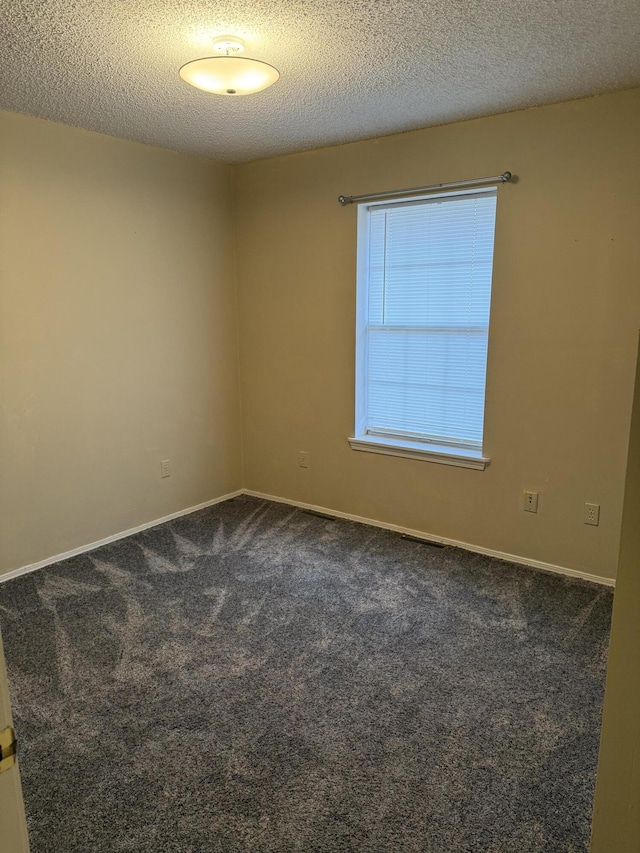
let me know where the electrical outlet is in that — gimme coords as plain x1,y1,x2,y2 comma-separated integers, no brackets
298,451,309,469
161,459,170,478
523,491,538,513
584,502,600,526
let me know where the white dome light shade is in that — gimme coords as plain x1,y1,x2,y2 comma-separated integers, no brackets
179,56,280,95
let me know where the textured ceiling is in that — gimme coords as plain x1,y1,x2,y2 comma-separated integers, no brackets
1,0,639,164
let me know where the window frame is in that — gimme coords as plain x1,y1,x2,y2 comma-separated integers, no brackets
349,186,496,471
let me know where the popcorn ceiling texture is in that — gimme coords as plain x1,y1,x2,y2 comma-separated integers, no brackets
1,0,639,163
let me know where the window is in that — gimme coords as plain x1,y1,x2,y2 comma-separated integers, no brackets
349,187,498,470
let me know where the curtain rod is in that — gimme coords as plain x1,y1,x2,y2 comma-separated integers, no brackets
338,171,512,206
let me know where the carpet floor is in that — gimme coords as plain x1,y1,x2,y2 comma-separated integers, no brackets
0,496,612,852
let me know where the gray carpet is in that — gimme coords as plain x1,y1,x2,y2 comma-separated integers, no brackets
0,496,612,852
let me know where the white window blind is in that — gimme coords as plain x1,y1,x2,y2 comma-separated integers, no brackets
357,188,497,452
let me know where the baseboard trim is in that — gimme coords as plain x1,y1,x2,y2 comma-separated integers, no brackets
1,487,616,588
0,491,243,585
243,490,616,587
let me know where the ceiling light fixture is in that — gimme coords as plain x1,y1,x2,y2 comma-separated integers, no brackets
179,36,279,96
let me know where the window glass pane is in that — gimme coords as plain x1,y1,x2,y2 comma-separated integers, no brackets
360,189,497,449
367,327,488,445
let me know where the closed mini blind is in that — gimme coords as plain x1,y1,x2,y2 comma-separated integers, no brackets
363,189,497,449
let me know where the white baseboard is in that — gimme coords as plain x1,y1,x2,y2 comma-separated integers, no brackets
1,487,616,588
0,490,243,585
244,490,616,587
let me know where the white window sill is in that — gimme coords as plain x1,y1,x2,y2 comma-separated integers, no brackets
347,435,490,470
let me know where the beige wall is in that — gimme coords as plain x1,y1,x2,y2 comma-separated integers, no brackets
590,334,640,852
234,88,640,580
0,111,242,576
2,89,639,582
